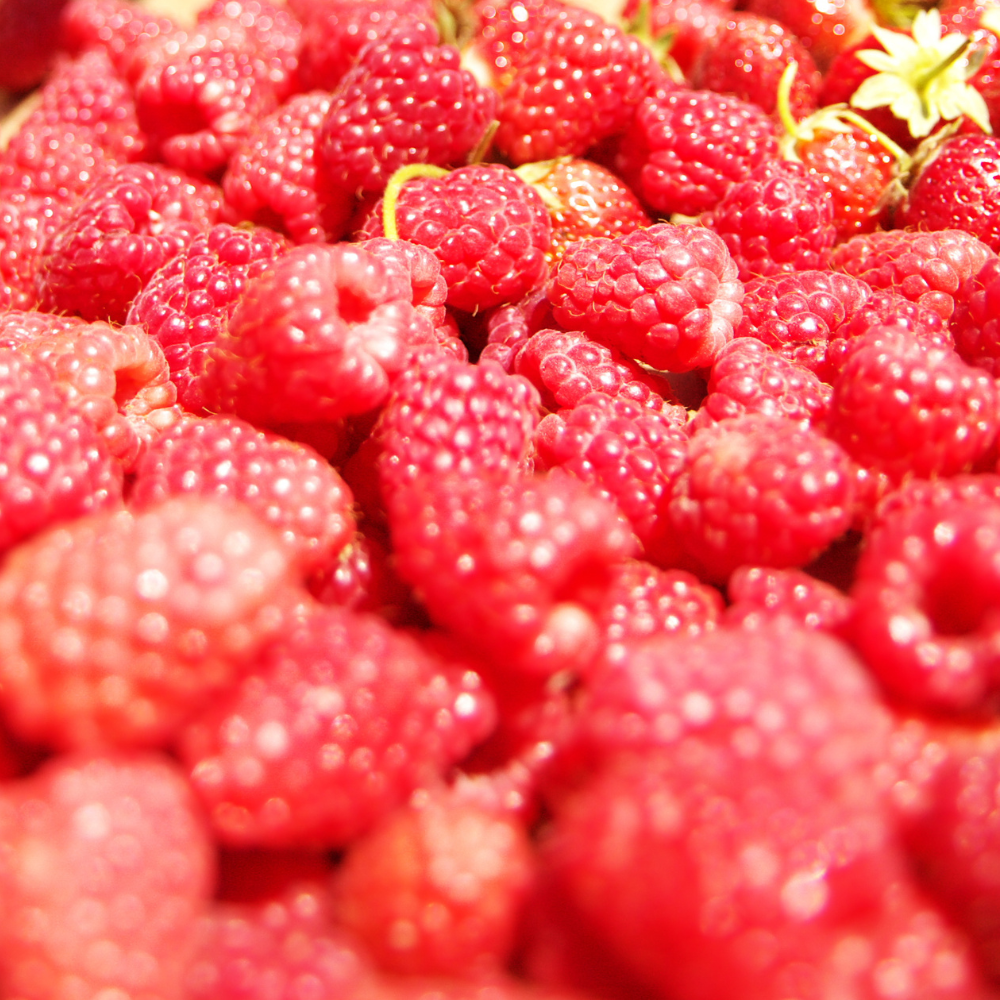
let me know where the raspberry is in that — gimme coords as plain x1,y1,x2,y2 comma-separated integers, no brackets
15,47,145,166
290,0,435,90
36,162,224,324
207,242,444,428
594,559,723,669
724,564,854,632
704,158,837,281
224,92,353,246
332,789,534,977
130,415,356,577
186,882,378,1000
850,491,1000,710
479,289,554,372
547,223,744,373
887,717,1000,979
827,326,998,484
0,497,302,749
534,392,690,567
493,6,663,164
690,336,832,432
744,0,874,69
3,316,179,470
389,470,637,676
321,20,497,194
59,0,175,79
669,414,856,583
131,18,285,176
471,0,568,85
549,622,908,1000
512,328,678,412
0,349,122,554
692,12,822,116
370,353,540,508
126,223,290,415
178,604,495,847
612,88,779,216
360,164,553,313
828,228,996,323
515,158,651,264
621,0,732,75
0,752,213,999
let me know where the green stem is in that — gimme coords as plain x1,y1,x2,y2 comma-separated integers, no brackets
382,164,451,240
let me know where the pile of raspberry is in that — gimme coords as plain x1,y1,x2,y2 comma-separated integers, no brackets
3,0,1000,997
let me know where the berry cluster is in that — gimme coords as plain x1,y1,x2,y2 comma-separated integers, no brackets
0,0,999,997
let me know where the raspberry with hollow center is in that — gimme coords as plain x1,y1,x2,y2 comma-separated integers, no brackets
178,604,495,847
547,223,744,373
0,496,302,749
35,162,224,324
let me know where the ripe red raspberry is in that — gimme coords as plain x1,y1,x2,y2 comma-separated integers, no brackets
850,492,1000,710
332,790,534,977
478,289,555,371
692,12,822,117
897,134,1000,253
360,164,553,313
131,13,291,175
290,0,434,90
827,326,998,484
321,20,497,194
612,88,779,216
126,223,290,415
743,0,874,69
705,158,837,281
493,6,663,165
515,158,652,264
534,392,690,568
186,883,378,1000
179,604,495,847
2,316,179,470
207,242,446,428
389,470,637,676
724,564,854,632
36,162,223,324
224,91,354,245
828,228,996,323
547,223,744,373
0,192,77,311
60,0,175,78
887,717,1000,979
370,353,540,505
951,253,1000,376
130,415,356,577
0,349,122,554
669,414,856,583
550,622,908,1000
512,328,679,412
0,752,213,1000
0,497,302,749
594,558,723,669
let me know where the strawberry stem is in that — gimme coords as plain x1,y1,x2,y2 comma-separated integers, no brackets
382,164,451,241
776,61,804,144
